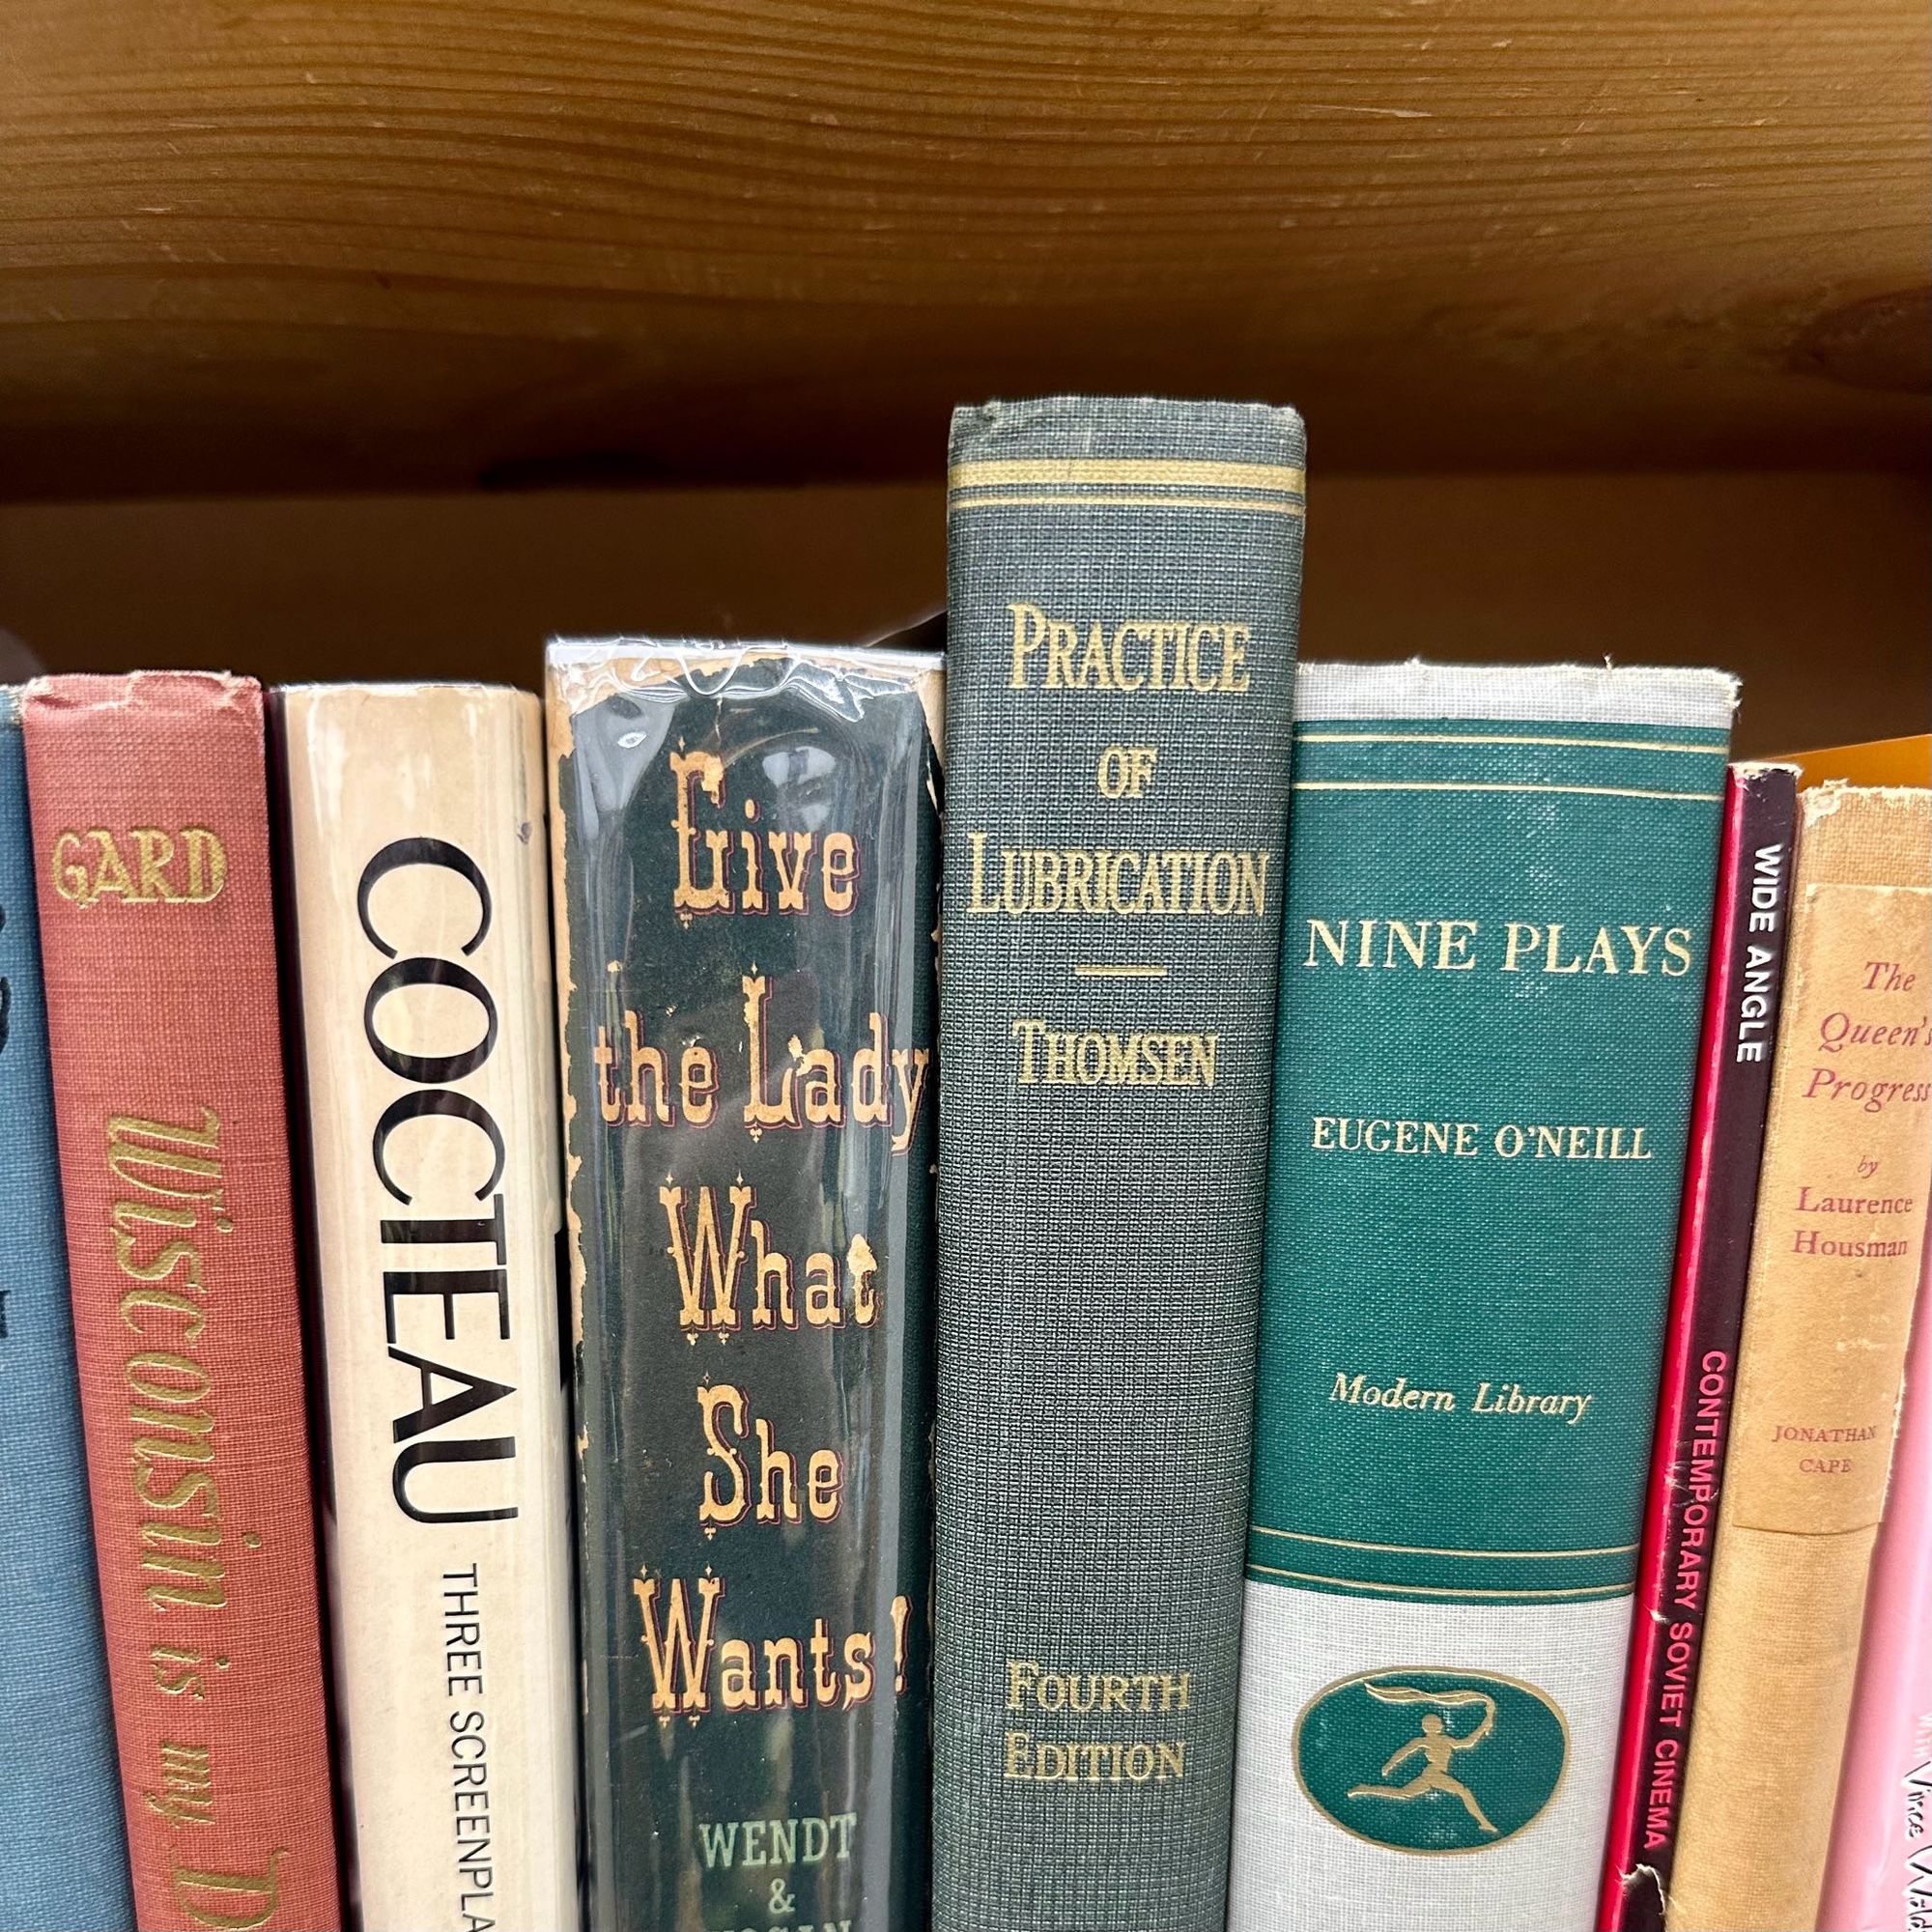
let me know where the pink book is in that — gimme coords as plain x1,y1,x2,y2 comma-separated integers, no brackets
1819,1244,1932,1932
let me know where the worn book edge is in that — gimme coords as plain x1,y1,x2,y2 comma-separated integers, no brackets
1296,660,1739,727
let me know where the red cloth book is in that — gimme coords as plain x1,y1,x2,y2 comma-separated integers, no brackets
24,673,341,1932
1597,761,1799,1931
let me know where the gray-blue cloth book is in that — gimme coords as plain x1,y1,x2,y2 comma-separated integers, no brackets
0,687,132,1932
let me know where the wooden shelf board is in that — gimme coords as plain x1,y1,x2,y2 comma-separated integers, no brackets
4,471,1925,758
2,0,1927,498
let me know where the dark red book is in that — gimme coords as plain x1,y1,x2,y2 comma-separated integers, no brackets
1598,760,1800,1932
24,673,341,1932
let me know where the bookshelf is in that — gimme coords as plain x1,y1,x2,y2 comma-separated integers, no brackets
1,9,1927,1924
1,0,1926,749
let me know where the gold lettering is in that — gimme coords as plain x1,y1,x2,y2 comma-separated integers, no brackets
631,1574,723,1716
181,830,227,902
1009,602,1046,687
171,1851,287,1932
50,828,225,907
696,1384,751,1529
133,827,180,901
146,1739,215,1827
822,833,858,913
670,750,731,914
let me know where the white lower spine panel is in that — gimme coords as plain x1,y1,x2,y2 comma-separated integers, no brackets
1229,1581,1631,1931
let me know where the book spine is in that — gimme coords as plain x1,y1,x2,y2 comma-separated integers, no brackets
1819,1247,1932,1932
936,396,1306,1932
1229,662,1735,1932
549,641,941,1932
1599,762,1799,1932
276,686,577,1929
0,690,133,1932
22,672,342,1932
1672,784,1932,1932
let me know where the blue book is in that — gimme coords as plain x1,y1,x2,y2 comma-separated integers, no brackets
0,688,132,1932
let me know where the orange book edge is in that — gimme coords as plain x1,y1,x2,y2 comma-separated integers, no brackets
1775,733,1930,789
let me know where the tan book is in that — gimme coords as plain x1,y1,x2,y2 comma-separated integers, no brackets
1670,784,1931,1931
278,685,577,1930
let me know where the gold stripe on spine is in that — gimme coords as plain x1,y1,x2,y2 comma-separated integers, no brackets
951,493,1305,517
1298,732,1729,756
1293,780,1723,803
1251,1524,1638,1559
1248,1561,1632,1602
1072,963,1169,979
949,458,1306,492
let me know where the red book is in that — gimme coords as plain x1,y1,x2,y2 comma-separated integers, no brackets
1598,761,1799,1932
24,673,341,1932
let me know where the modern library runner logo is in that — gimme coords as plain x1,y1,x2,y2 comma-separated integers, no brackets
1296,1670,1569,1854
22,671,342,1931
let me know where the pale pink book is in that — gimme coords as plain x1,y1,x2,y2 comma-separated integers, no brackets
1819,1242,1932,1932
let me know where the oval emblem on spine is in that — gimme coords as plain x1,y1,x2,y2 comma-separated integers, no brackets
1293,1666,1570,1855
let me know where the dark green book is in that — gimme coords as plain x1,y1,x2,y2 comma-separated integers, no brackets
935,396,1307,1931
549,641,942,1932
1229,662,1735,1932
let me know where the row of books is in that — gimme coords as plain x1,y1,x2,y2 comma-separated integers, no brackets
0,397,1926,1932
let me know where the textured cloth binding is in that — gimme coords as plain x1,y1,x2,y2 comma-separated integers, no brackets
22,674,342,1932
936,396,1306,1932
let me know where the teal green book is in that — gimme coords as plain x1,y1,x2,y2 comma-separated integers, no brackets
1229,663,1735,1931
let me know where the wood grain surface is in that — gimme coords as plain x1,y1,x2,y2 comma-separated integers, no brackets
3,471,1924,755
2,0,1926,497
